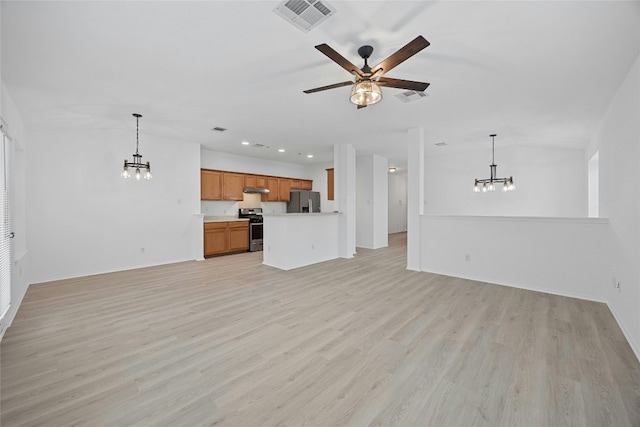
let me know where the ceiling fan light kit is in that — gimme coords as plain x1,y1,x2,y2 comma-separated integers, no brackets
350,80,382,106
473,134,514,193
304,35,431,108
121,113,152,180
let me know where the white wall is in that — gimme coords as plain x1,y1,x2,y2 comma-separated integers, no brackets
356,154,388,249
591,55,640,360
201,148,306,178
421,216,611,302
334,144,356,258
424,145,587,217
263,214,340,270
388,172,407,233
26,128,201,283
588,151,599,217
356,155,373,248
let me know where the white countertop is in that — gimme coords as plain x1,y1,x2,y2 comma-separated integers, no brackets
262,212,341,217
203,216,249,223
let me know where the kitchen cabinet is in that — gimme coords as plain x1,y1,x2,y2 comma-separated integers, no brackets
286,179,312,191
204,222,229,256
229,222,250,252
326,168,334,201
245,174,269,190
278,178,291,202
256,176,267,188
263,177,280,202
244,174,257,188
223,172,244,201
204,221,249,257
202,168,313,202
201,170,222,200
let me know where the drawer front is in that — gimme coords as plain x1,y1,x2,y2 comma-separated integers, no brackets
204,222,228,230
229,221,249,229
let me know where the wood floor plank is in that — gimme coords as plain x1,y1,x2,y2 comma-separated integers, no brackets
1,232,639,426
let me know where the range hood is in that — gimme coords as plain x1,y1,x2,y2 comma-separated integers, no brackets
243,187,270,194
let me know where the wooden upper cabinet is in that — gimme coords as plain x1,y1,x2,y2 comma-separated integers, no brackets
256,176,267,188
202,169,311,202
244,174,256,188
223,172,244,201
326,168,334,201
201,169,222,200
279,178,292,202
263,177,280,202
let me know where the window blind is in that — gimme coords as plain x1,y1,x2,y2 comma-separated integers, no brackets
0,126,13,325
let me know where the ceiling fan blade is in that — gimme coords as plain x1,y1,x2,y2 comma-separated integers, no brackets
371,35,430,77
303,81,354,94
377,77,430,92
315,44,365,77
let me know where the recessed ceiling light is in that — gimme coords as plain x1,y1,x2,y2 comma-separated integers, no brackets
307,154,314,158
278,148,285,153
388,167,397,173
241,141,250,145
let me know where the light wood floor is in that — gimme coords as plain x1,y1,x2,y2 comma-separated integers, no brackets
2,233,639,426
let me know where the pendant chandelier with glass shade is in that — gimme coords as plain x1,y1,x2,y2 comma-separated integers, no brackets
350,79,382,107
473,134,514,193
121,113,152,180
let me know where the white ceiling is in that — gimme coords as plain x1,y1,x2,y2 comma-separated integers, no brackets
2,1,639,170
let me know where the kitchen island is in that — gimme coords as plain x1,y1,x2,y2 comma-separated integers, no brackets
262,212,341,270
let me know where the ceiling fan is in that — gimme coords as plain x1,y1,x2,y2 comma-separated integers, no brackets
303,35,430,109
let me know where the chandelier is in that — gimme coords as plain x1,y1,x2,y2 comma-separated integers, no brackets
121,113,152,180
473,134,514,193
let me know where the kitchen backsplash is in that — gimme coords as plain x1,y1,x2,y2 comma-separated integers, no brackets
239,193,261,208
201,199,287,216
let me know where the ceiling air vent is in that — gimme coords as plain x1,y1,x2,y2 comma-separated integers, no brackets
395,90,429,103
274,0,336,33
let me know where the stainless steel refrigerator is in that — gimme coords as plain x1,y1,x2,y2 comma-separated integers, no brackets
287,190,321,213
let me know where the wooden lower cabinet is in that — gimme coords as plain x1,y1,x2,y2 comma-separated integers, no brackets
204,221,249,257
228,222,249,252
204,223,228,256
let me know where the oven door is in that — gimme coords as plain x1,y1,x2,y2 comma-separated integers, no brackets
249,222,263,252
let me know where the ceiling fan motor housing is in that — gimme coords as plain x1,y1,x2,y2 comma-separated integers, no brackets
358,45,374,59
358,45,374,74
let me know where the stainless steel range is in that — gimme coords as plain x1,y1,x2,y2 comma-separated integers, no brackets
238,208,263,252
